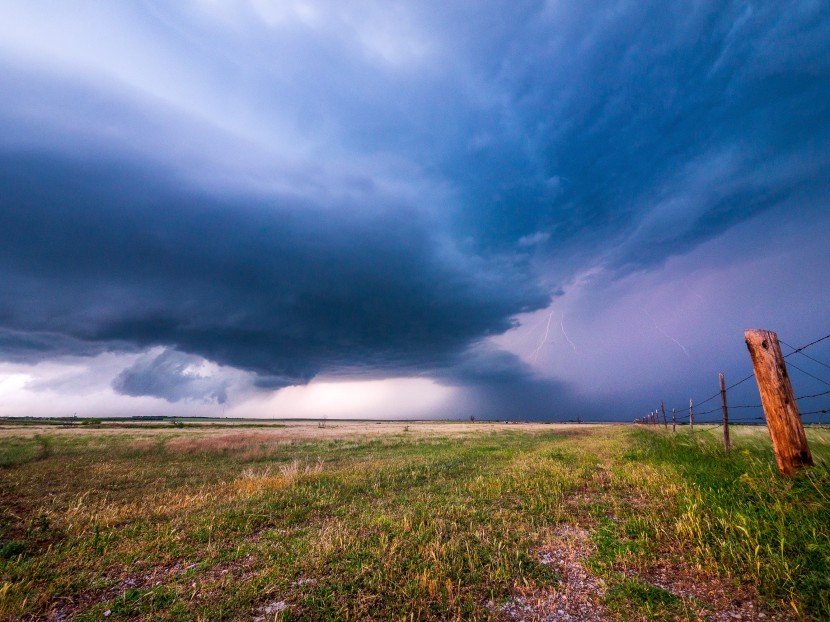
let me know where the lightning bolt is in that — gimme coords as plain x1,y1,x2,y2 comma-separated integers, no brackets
561,313,578,354
644,310,690,358
530,311,554,362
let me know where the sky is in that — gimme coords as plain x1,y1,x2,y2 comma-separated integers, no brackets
1,0,829,421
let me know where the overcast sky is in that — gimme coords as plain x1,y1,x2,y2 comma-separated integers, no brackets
1,1,829,421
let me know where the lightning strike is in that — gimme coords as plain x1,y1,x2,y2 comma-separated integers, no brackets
644,310,690,358
561,313,578,354
530,311,554,362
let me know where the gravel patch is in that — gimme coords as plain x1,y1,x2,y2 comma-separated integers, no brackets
495,524,610,621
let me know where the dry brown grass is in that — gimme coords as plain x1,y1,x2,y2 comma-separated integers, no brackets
0,419,583,441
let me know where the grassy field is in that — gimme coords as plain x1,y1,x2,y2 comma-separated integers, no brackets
0,421,828,621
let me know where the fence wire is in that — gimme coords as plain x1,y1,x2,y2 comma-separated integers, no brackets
781,339,830,370
638,330,830,427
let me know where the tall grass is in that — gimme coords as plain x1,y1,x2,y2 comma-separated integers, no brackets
631,427,830,617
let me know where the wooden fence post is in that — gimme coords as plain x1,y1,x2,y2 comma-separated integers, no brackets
744,329,813,476
672,408,676,433
689,398,694,431
720,372,730,453
660,401,668,430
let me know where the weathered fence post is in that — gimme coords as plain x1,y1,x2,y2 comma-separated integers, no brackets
744,329,813,476
689,398,694,431
720,372,730,453
672,408,676,433
660,401,668,430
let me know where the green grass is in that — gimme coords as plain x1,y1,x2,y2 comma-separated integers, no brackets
630,426,830,617
0,423,828,620
0,434,51,467
604,577,691,620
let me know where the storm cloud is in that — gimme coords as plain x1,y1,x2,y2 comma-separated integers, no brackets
1,1,829,417
0,153,547,385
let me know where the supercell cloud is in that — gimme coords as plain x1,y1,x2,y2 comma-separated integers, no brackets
0,1,829,418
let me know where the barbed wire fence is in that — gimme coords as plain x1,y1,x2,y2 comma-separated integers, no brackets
634,329,830,472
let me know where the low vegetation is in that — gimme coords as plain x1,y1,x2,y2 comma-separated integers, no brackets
0,421,828,620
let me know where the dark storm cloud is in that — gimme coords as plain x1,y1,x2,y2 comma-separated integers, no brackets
1,1,829,409
0,329,119,362
5,2,826,272
0,153,548,384
404,1,830,271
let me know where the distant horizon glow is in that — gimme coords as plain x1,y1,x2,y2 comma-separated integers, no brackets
232,378,457,420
